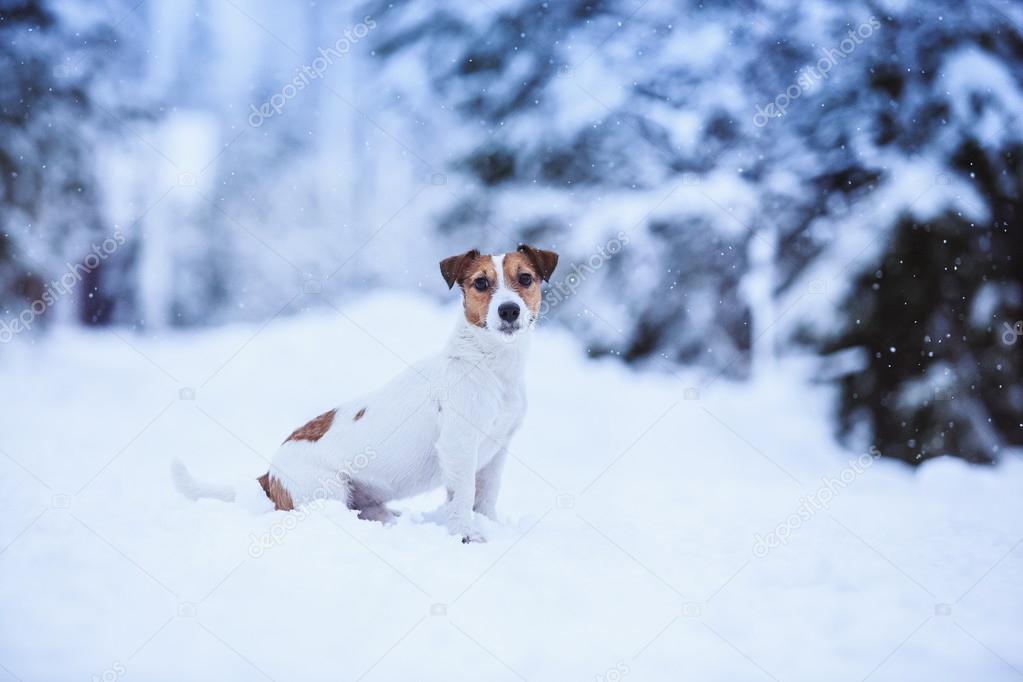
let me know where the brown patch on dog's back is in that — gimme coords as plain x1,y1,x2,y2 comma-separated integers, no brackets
460,254,496,328
503,251,542,316
284,408,337,444
353,407,366,421
258,472,295,511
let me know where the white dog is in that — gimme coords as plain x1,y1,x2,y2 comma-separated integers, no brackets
174,244,558,543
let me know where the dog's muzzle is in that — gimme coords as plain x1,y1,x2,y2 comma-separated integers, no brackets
497,302,522,334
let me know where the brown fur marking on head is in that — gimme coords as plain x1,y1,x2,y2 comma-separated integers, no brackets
460,254,496,328
517,244,559,282
284,408,337,444
439,249,481,289
257,472,295,511
353,407,366,421
503,251,542,317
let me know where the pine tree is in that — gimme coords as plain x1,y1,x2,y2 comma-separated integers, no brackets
366,0,1023,462
825,144,1022,464
0,0,116,325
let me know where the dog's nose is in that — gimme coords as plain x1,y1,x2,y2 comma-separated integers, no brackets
498,302,520,323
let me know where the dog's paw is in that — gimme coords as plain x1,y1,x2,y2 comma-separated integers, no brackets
423,502,486,542
460,530,487,544
357,505,400,525
447,517,486,543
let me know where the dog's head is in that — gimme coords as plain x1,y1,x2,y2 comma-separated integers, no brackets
440,244,559,339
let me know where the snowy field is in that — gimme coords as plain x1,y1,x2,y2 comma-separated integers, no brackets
1,292,1021,682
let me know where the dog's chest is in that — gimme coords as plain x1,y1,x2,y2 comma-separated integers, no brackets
477,382,526,460
492,385,526,435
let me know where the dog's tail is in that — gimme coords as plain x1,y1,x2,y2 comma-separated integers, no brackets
171,459,236,503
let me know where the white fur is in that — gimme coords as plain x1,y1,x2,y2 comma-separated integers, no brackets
171,459,235,502
173,252,537,543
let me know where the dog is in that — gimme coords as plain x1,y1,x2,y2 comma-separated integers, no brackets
173,244,558,543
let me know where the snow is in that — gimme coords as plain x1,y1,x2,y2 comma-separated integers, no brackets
1,291,1021,681
941,47,1023,145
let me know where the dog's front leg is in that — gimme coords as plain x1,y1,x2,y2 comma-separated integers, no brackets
473,446,507,521
436,413,485,543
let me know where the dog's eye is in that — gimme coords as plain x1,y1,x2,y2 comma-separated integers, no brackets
518,273,533,287
473,277,489,291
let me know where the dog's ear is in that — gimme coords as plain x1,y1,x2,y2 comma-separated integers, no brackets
517,244,559,282
439,249,481,289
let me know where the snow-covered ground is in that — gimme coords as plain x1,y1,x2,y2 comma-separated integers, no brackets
1,292,1021,681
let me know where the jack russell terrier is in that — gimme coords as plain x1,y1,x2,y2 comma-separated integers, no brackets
173,244,558,543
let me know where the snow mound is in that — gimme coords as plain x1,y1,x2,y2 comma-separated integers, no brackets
1,292,1021,681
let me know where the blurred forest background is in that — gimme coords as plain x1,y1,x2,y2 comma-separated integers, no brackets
1,0,1021,465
